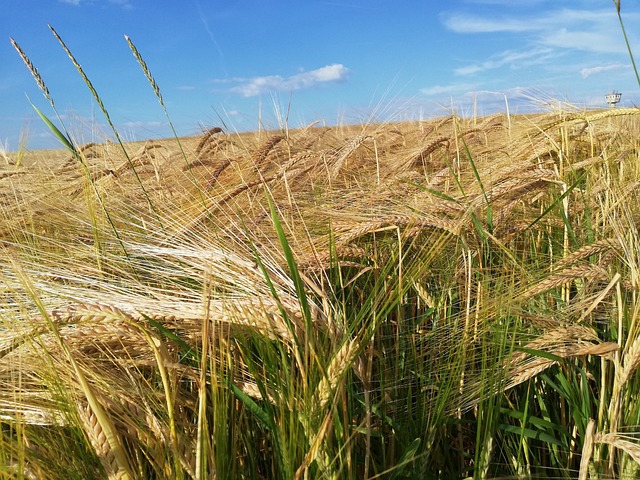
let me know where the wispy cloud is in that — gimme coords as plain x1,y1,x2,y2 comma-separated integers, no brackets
121,121,163,129
580,63,630,78
58,0,133,8
463,0,547,5
443,13,536,33
420,83,476,96
228,64,349,97
442,8,631,54
109,0,132,8
455,48,556,76
194,0,227,76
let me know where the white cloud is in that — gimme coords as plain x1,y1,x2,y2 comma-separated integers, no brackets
229,64,349,97
580,63,630,78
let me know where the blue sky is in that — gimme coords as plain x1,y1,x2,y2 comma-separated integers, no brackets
2,0,640,150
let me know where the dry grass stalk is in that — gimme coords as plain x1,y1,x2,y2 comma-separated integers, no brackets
505,325,613,390
329,134,370,179
616,334,640,388
409,136,449,166
195,127,224,154
578,419,596,480
595,432,640,466
334,214,461,244
253,135,286,166
522,264,610,300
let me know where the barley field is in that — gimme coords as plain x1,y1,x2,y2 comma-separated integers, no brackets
1,101,640,479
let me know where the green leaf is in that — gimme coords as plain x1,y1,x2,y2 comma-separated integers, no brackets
351,426,383,437
462,137,493,233
525,173,586,231
513,346,564,364
401,180,461,204
266,192,312,324
500,408,568,434
27,97,77,155
227,379,274,431
142,313,200,364
390,437,422,479
498,424,564,447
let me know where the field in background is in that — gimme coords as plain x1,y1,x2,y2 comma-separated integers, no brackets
1,109,640,479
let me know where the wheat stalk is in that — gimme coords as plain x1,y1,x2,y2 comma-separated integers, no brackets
595,432,640,466
79,403,130,480
616,335,640,388
522,264,609,299
505,325,612,390
329,134,370,179
124,35,164,108
578,419,596,480
335,214,461,244
409,136,449,166
10,38,53,105
312,338,361,414
253,135,286,166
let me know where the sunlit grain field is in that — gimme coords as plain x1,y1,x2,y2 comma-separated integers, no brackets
2,107,640,479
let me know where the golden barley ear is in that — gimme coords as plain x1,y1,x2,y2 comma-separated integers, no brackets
253,135,286,167
78,403,125,479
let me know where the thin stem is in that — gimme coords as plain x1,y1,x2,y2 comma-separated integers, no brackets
614,1,640,88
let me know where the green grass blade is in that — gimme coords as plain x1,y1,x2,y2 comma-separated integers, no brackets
390,438,421,479
525,173,586,231
513,347,564,364
227,379,274,430
462,137,493,232
615,2,640,88
265,192,312,325
498,424,564,447
27,98,77,155
142,314,200,365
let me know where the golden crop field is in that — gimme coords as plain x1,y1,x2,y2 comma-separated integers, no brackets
2,105,640,478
